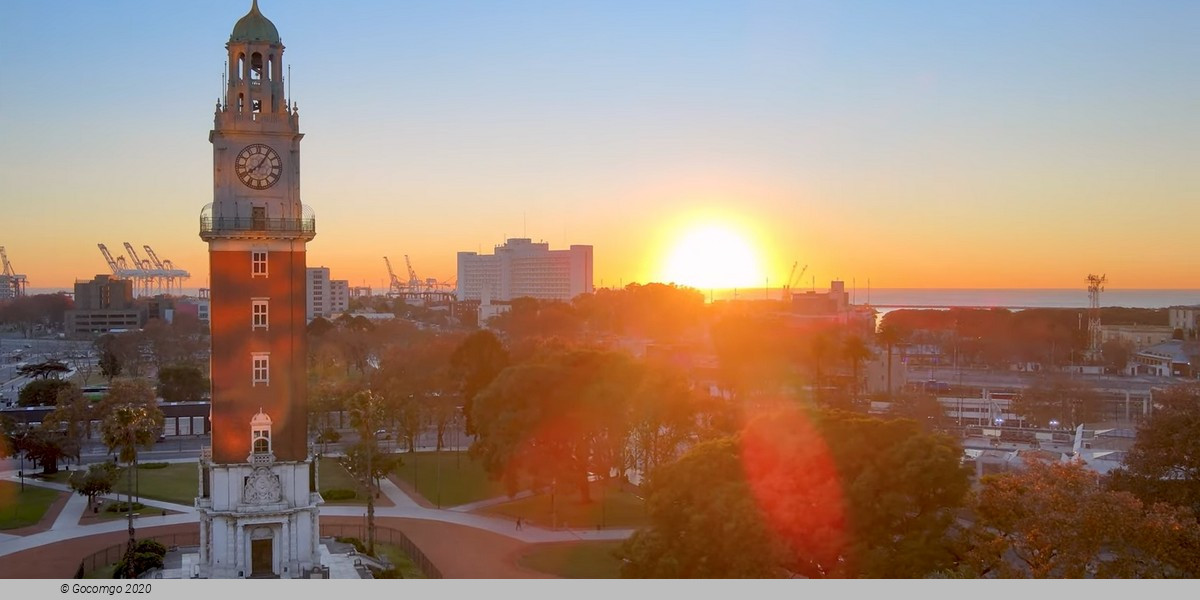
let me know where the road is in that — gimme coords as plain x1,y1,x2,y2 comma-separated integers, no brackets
0,335,96,406
914,366,1177,395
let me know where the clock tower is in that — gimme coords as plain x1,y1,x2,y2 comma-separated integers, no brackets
197,0,321,579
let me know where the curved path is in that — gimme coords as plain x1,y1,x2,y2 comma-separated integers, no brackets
0,468,634,578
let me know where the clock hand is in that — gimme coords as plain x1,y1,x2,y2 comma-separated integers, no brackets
251,155,269,174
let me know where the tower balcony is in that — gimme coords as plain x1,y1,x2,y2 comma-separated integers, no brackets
200,203,316,241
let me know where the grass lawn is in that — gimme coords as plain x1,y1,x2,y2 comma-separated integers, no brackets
112,462,199,506
35,462,198,507
83,565,117,579
0,480,62,530
375,543,428,579
390,451,507,508
318,457,375,505
478,479,647,529
518,541,625,579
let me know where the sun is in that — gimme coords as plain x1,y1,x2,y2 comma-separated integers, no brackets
659,223,766,290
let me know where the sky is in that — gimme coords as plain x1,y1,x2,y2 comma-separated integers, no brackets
0,0,1197,292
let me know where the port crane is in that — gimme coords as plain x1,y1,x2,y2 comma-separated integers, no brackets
782,262,808,300
384,256,405,296
0,246,28,298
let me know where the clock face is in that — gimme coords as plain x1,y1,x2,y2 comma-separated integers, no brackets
234,143,282,190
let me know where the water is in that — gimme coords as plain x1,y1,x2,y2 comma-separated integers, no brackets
710,288,1200,310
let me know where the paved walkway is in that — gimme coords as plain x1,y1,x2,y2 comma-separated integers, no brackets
0,467,635,575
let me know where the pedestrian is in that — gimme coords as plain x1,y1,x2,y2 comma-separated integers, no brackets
515,516,522,531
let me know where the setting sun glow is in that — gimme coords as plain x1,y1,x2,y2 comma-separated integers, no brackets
659,223,765,291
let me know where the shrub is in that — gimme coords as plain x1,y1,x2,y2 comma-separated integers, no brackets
114,539,168,579
323,488,357,501
336,536,366,553
105,501,147,513
316,428,341,443
138,462,170,470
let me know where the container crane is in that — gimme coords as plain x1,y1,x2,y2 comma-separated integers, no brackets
383,256,404,296
782,262,807,300
0,246,28,298
144,244,190,295
97,243,123,276
404,255,420,289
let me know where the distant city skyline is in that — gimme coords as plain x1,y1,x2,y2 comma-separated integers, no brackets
1,0,1197,290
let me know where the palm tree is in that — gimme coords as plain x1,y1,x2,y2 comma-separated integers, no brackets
842,335,872,405
810,332,830,404
347,388,387,555
99,380,163,573
876,323,908,398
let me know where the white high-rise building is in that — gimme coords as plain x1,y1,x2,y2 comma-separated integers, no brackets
457,238,593,302
306,267,348,320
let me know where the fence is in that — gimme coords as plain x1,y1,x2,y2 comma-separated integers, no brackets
74,531,201,579
320,522,443,579
75,526,441,579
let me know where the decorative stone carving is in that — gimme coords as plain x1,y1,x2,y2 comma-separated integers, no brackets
243,467,282,504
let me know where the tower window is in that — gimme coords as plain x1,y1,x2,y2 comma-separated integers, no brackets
253,429,270,453
251,250,268,277
252,353,270,386
250,52,263,82
252,299,268,330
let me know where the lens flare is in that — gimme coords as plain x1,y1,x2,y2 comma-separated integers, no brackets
740,404,847,577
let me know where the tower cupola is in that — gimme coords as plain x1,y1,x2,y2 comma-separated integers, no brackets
230,0,281,44
223,0,287,118
249,408,274,464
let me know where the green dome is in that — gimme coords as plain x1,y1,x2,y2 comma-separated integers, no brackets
230,0,280,44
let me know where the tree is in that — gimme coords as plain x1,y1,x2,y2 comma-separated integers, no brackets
69,461,119,508
449,329,509,435
841,335,872,404
17,360,71,380
113,539,167,579
814,411,970,577
346,388,387,555
876,323,908,397
99,378,164,559
1010,375,1103,429
17,378,73,407
621,406,970,578
44,383,92,464
619,437,790,578
625,367,708,477
1101,339,1132,373
470,349,640,501
1108,383,1200,516
0,293,73,336
960,458,1200,578
17,427,70,475
887,391,947,430
98,348,123,383
157,364,209,403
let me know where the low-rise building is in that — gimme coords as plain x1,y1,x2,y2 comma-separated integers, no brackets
787,280,877,335
1101,324,1175,351
1169,305,1200,339
1131,339,1200,378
